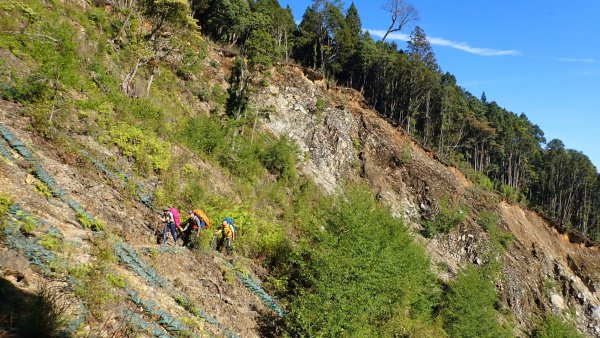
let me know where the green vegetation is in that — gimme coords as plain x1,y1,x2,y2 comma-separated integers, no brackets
442,266,513,337
69,263,121,319
423,195,466,237
109,124,171,173
479,210,514,251
34,179,53,198
0,192,12,218
533,315,584,338
14,209,37,235
39,231,63,252
284,186,442,336
76,211,106,232
1,0,587,336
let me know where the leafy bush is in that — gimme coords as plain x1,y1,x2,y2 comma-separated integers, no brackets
499,183,520,203
178,116,227,156
533,315,583,338
109,123,171,173
219,141,264,181
479,210,514,251
14,209,37,235
24,283,69,338
260,136,299,182
285,186,441,336
467,169,493,191
0,192,12,217
34,179,53,198
76,211,106,232
442,266,513,338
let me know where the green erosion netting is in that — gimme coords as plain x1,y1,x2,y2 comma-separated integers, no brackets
6,205,55,274
115,243,168,288
235,271,285,318
77,147,155,210
218,256,285,318
0,136,15,161
4,205,88,335
127,289,192,335
115,242,238,338
0,123,280,334
139,246,188,254
0,123,95,223
125,310,171,338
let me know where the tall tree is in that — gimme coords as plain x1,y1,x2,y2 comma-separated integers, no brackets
380,0,418,42
406,26,438,71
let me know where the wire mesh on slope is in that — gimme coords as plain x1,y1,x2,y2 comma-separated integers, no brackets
0,123,95,224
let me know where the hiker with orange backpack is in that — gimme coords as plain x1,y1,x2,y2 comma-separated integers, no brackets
162,207,182,246
182,209,212,247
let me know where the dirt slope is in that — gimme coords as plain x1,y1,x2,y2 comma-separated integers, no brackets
0,100,280,337
253,63,600,336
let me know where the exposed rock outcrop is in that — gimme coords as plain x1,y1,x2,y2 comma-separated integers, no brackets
254,64,600,336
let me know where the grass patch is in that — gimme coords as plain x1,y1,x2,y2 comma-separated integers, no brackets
76,211,105,232
39,230,63,251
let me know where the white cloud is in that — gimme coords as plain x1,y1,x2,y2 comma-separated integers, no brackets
367,29,521,57
557,57,597,63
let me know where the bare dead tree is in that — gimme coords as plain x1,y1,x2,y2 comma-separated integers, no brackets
381,0,419,42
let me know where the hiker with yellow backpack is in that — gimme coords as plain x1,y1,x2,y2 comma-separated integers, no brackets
216,218,236,255
182,209,212,248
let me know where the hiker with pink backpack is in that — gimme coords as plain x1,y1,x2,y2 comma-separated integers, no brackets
162,207,183,245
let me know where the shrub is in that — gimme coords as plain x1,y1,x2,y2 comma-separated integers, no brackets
23,283,69,338
499,183,519,203
109,123,171,173
219,141,264,181
533,315,583,338
14,209,37,235
34,179,53,198
69,263,119,318
178,116,227,156
0,192,13,217
479,210,514,251
285,185,440,336
260,136,299,181
76,211,106,232
442,266,513,338
39,232,63,251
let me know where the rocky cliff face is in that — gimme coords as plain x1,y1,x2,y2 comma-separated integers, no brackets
253,63,600,336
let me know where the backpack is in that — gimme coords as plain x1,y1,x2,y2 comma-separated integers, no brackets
170,208,181,228
193,209,212,229
224,217,236,239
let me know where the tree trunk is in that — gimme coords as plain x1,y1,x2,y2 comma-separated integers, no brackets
122,59,142,96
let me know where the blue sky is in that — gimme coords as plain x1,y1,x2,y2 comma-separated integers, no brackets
282,0,600,170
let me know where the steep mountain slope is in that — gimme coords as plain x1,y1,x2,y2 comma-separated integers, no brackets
0,99,282,337
251,63,600,336
0,0,598,336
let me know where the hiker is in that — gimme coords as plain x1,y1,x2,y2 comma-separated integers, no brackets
216,218,235,254
162,207,182,245
181,210,206,247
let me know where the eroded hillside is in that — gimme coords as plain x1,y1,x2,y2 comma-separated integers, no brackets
252,63,600,336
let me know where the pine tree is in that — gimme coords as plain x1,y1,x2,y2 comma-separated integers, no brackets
407,26,438,71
